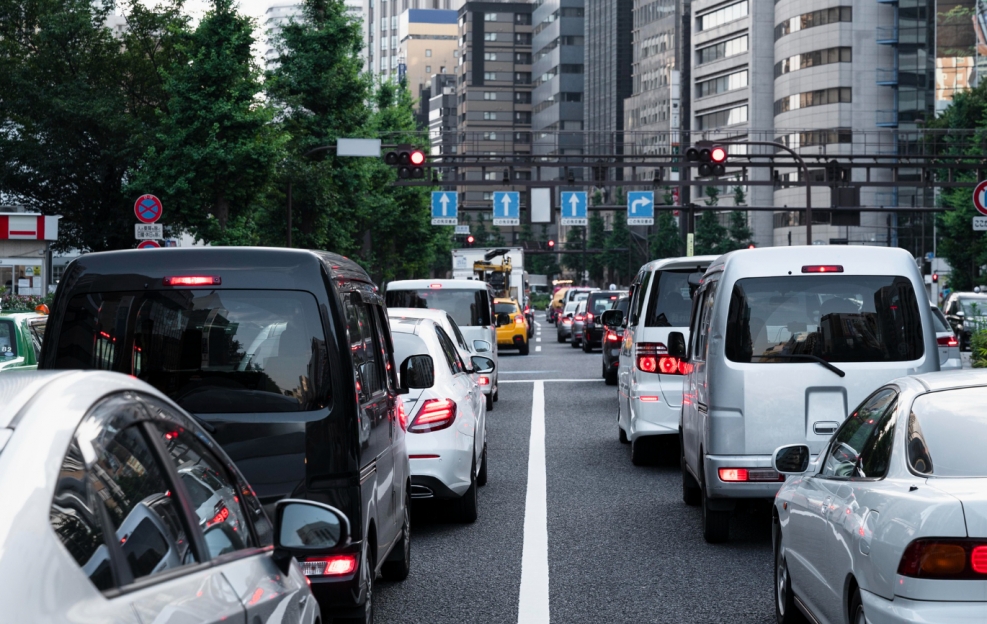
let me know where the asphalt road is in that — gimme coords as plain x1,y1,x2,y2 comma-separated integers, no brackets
376,314,774,624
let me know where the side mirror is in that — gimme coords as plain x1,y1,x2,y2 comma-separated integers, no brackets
667,331,687,358
956,311,966,318
399,354,435,393
272,499,351,574
773,444,811,475
473,339,492,353
601,309,624,329
471,355,495,374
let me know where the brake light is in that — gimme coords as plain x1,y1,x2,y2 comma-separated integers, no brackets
801,265,844,273
638,396,660,402
717,468,785,483
586,312,594,322
163,276,222,286
719,468,748,482
478,376,490,386
574,313,585,321
397,401,407,431
898,539,987,579
301,553,358,576
408,398,457,433
937,336,959,347
429,283,442,288
515,316,524,325
635,343,689,375
605,330,619,342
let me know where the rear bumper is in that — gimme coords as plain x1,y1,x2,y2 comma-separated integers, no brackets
704,454,784,499
940,355,963,371
583,326,603,344
628,392,680,439
557,325,572,338
407,445,473,497
860,589,987,624
307,540,364,610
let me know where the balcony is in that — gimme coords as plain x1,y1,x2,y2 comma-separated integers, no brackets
875,26,898,45
876,110,899,127
876,68,898,86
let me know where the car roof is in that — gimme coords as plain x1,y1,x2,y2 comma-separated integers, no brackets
707,245,919,278
954,293,987,300
388,307,451,324
494,298,517,304
640,255,718,274
898,370,987,393
389,317,427,335
0,371,77,429
387,279,492,291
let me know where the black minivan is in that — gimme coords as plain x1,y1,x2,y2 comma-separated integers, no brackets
41,247,410,622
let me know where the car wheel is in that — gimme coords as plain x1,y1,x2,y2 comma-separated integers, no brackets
849,586,865,624
486,392,494,412
605,366,618,386
570,337,580,348
477,443,488,486
582,339,592,353
380,492,410,582
342,545,375,624
557,333,565,343
618,425,629,444
518,340,530,355
493,386,499,402
458,456,479,523
701,465,730,543
682,469,701,507
774,520,807,624
631,436,655,466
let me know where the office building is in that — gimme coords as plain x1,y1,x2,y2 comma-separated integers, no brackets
428,73,459,158
531,0,585,181
397,9,460,124
584,0,633,168
936,0,976,109
363,0,464,81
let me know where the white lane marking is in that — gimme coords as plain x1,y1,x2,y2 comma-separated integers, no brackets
518,380,549,624
536,337,541,342
501,378,604,383
535,346,542,352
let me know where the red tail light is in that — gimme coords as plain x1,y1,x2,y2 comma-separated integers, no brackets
937,336,959,347
636,343,690,375
801,265,843,273
515,316,524,325
206,504,230,528
898,539,987,579
478,376,490,386
717,468,785,483
163,276,221,286
408,398,457,433
605,330,619,342
397,401,407,431
574,313,585,321
301,553,358,576
586,312,594,322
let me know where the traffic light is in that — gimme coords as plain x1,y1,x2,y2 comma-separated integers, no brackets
685,143,727,177
547,239,555,250
932,273,939,283
466,235,475,248
383,145,427,179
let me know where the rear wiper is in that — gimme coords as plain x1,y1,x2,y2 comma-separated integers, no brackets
755,354,846,378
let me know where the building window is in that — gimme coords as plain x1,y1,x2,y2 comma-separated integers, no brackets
515,13,532,25
453,50,459,57
484,172,498,180
484,52,497,61
484,91,497,100
775,7,852,40
440,66,446,73
426,66,431,73
484,32,497,41
774,87,852,115
514,91,532,103
426,49,432,57
775,129,853,149
697,1,748,31
484,72,496,80
484,112,498,120
483,132,498,140
484,13,497,21
696,35,748,65
697,70,748,98
775,47,852,78
696,104,748,130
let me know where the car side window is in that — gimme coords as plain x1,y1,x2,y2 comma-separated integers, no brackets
447,314,470,351
435,326,463,374
632,271,652,324
150,423,256,558
691,281,717,363
820,389,898,479
372,305,398,391
345,298,386,400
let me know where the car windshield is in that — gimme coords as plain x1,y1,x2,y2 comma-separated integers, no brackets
645,270,704,327
494,302,516,314
959,298,987,316
907,388,987,477
0,320,16,358
386,289,491,327
724,275,924,363
587,292,624,315
49,290,330,413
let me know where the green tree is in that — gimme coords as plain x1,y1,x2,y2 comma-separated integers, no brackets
128,0,284,242
562,226,586,281
0,0,190,251
694,186,729,255
587,211,607,282
604,210,631,284
650,211,681,259
928,81,987,290
727,211,753,249
474,212,490,246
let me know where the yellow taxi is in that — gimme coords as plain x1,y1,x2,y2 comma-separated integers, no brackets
549,288,569,324
494,298,529,355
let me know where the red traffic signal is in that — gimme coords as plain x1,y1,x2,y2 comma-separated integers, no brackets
711,146,727,163
747,244,755,249
687,143,727,177
932,273,939,283
466,235,475,247
384,145,427,179
410,150,426,166
548,239,555,249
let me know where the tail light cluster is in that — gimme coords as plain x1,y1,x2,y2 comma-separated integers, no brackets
605,330,620,342
574,313,585,322
301,553,358,577
937,335,959,347
586,312,594,323
515,316,524,325
898,539,987,579
396,401,407,431
635,343,692,375
408,398,457,433
718,468,785,483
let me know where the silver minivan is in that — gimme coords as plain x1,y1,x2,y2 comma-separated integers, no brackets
672,246,938,543
386,279,499,408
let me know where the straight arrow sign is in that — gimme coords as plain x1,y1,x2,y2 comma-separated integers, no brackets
492,191,520,225
560,191,587,225
431,191,458,226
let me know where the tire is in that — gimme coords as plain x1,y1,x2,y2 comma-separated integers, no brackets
557,333,565,343
774,521,807,624
380,492,410,582
570,336,580,348
486,392,493,412
518,340,530,355
605,365,618,386
618,425,629,444
849,586,865,624
458,457,478,523
477,444,488,486
341,545,375,624
493,386,499,402
631,436,654,466
682,469,701,506
582,339,592,353
701,465,730,543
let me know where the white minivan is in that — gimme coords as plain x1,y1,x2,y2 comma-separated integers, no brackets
672,246,939,543
614,256,718,465
386,279,499,409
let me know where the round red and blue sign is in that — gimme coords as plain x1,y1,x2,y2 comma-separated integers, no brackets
973,181,987,216
137,240,160,249
134,194,163,224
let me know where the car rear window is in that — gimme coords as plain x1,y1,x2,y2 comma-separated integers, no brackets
0,320,16,358
587,292,624,315
959,298,987,316
494,302,516,315
391,331,428,365
908,388,987,477
724,275,924,363
931,308,950,332
49,290,330,413
386,289,491,327
644,270,704,327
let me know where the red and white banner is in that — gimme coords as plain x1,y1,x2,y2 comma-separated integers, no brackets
0,214,60,241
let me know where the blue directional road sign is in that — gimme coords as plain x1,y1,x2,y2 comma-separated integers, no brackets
560,191,588,226
492,191,520,225
627,191,655,225
431,192,458,226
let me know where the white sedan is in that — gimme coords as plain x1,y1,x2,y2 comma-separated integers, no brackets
772,370,987,624
390,316,493,523
0,370,356,624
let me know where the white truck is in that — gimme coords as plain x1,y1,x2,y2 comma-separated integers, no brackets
452,247,526,302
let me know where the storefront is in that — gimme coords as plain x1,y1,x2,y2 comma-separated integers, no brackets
0,213,61,296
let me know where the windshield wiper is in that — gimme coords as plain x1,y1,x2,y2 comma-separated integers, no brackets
754,354,846,377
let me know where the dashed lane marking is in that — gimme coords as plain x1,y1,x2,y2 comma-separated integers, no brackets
535,346,542,352
518,381,549,624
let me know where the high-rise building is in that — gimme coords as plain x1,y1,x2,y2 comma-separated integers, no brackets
428,74,460,158
584,0,633,166
936,0,976,110
397,9,460,124
362,0,464,82
530,0,585,181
